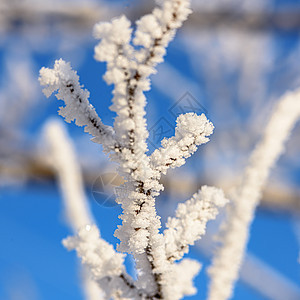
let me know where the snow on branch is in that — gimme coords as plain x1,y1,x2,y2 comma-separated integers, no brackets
39,59,117,153
44,120,145,300
164,186,228,262
63,225,149,300
150,113,214,176
207,89,300,300
133,0,192,69
39,1,229,299
63,225,124,283
167,258,202,299
94,14,148,159
93,0,192,162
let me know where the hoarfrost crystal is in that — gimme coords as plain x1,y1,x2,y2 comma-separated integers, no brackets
39,1,235,299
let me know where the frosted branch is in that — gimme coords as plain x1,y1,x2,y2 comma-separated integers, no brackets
150,113,214,175
114,179,169,297
134,0,192,70
207,89,300,300
39,59,118,153
63,225,124,281
38,1,221,299
164,186,228,262
44,120,144,300
112,115,214,298
63,225,144,299
94,14,148,158
167,259,202,299
93,0,192,160
91,5,200,295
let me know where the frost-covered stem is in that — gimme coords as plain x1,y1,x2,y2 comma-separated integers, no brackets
93,15,139,155
164,186,228,262
134,0,192,72
39,59,119,153
39,1,217,298
44,120,146,300
94,0,192,160
115,113,213,298
115,178,167,297
124,0,192,156
63,225,150,300
91,7,197,292
150,113,214,176
207,89,300,300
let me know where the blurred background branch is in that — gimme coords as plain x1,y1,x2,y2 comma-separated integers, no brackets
0,152,299,214
2,1,300,33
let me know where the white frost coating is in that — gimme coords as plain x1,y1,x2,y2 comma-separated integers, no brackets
62,225,142,300
114,113,213,296
164,186,228,262
39,59,116,153
134,0,192,67
44,120,137,300
39,1,224,299
150,113,214,175
207,89,300,300
167,259,202,299
63,225,124,279
94,14,148,157
93,0,192,160
93,15,133,94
